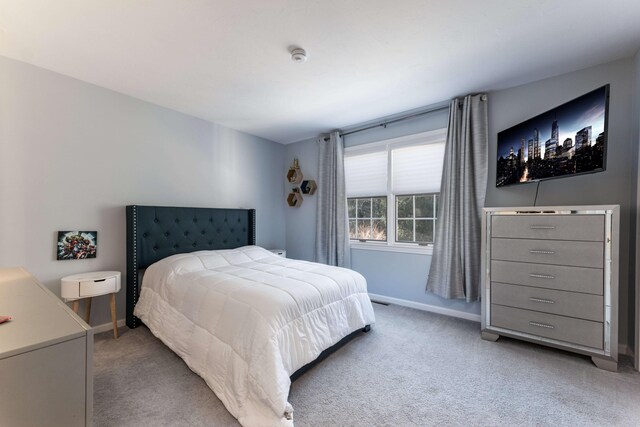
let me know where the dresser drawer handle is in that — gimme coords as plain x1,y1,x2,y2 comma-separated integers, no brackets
529,297,555,304
529,321,555,329
530,225,556,230
529,273,555,279
529,250,555,254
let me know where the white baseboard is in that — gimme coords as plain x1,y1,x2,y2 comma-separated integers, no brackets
92,319,126,334
369,293,481,323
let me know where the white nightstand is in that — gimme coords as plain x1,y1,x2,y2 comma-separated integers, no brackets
269,249,286,258
61,271,121,338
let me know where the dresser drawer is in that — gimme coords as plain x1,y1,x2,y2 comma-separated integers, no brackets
491,214,604,241
491,304,603,349
490,260,603,294
491,282,603,321
491,238,603,268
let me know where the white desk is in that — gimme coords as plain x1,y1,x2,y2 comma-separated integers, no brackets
0,267,93,426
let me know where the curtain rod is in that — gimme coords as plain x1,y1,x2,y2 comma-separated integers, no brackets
341,104,449,137
322,104,449,141
323,94,487,141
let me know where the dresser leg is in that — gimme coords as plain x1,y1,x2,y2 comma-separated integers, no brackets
591,356,617,372
72,300,80,314
84,297,92,324
481,331,500,342
110,293,119,339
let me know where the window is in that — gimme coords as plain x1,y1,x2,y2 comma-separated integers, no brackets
348,197,387,241
396,194,438,243
345,149,388,242
344,129,446,251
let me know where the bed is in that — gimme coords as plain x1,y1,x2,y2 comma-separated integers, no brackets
126,205,375,426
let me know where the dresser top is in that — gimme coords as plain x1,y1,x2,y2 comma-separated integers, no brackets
0,268,90,359
484,204,619,213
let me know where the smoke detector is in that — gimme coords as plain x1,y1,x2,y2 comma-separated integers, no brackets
290,47,307,63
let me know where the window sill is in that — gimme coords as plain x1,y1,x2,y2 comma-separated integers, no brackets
349,241,433,255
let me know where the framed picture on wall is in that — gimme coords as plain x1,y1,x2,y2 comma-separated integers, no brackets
57,231,97,260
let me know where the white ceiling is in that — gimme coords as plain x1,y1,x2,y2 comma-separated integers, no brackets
1,1,640,144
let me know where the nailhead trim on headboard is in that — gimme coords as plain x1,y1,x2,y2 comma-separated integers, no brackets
125,205,257,329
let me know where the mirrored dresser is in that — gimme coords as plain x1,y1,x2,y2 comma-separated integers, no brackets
481,205,619,371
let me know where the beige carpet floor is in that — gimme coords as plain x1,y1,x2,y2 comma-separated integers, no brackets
94,304,640,426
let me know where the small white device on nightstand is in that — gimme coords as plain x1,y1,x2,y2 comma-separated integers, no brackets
61,271,121,301
269,249,286,258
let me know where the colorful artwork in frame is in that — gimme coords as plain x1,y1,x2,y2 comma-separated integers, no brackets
57,231,97,260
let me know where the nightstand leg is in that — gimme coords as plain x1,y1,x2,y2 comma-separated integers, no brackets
110,293,118,339
85,297,92,324
72,300,80,314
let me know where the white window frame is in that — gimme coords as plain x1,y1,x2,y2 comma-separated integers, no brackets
395,193,438,244
345,128,447,255
348,196,389,242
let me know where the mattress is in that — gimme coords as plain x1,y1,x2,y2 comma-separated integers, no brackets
134,245,375,426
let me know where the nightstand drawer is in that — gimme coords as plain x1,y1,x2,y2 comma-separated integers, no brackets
491,238,603,268
62,271,121,301
491,260,603,294
491,215,604,241
491,304,603,349
79,277,117,297
491,282,603,321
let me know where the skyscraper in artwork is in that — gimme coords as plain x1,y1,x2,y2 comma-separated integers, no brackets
547,120,558,159
575,126,592,150
545,139,554,159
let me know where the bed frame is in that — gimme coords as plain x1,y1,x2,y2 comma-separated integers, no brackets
125,205,256,329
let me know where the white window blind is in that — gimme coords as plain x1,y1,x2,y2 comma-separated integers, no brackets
345,150,388,197
391,142,445,194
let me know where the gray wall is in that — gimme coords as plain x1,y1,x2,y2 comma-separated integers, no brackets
285,106,482,317
0,56,286,327
286,57,640,344
284,138,319,262
485,58,637,350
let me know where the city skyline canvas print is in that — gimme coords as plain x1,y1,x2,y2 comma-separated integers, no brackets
496,85,609,187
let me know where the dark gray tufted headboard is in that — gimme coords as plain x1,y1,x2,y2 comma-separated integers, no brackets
126,205,256,328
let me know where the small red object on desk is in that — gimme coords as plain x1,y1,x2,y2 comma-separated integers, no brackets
0,315,12,324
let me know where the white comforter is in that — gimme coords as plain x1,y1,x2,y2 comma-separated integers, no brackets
134,245,375,426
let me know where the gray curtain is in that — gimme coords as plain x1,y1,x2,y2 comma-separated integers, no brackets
426,94,488,301
316,130,350,267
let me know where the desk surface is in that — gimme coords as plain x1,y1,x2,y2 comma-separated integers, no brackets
0,267,91,359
